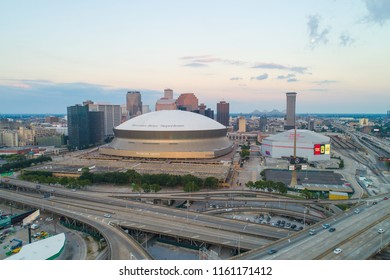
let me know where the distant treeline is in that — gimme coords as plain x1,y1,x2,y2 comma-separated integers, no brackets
20,169,220,192
0,156,52,173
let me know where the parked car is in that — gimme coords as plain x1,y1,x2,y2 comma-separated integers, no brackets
103,214,111,218
31,223,39,230
354,209,360,214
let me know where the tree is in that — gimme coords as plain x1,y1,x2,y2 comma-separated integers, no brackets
183,181,200,192
240,149,250,159
339,159,344,169
385,161,390,172
301,188,312,199
150,184,161,193
275,182,287,194
245,181,255,190
260,170,266,180
204,177,219,189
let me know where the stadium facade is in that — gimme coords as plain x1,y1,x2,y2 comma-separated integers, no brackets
261,129,331,161
99,110,234,159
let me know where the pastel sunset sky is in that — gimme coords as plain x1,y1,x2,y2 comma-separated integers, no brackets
0,0,389,114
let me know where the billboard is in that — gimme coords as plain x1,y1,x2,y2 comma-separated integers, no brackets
23,209,40,226
314,144,330,155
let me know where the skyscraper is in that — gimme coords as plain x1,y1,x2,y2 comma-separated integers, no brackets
67,105,90,150
88,111,105,145
259,115,267,132
126,91,142,118
164,88,173,99
238,116,246,132
284,92,297,130
217,101,229,127
88,103,121,137
155,88,177,111
176,93,199,111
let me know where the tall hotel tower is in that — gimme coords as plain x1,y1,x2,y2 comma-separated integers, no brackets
284,92,297,130
217,101,229,127
126,91,142,118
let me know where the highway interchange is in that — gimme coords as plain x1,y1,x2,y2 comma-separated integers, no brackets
1,176,389,260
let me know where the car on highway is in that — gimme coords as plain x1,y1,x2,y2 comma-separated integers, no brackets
329,227,336,232
333,248,342,254
384,197,388,200
322,223,330,229
45,217,53,222
72,189,77,192
103,214,111,218
378,228,385,234
354,209,360,214
267,249,278,255
309,229,316,235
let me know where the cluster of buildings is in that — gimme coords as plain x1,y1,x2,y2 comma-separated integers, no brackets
0,116,67,155
67,89,232,150
1,89,335,164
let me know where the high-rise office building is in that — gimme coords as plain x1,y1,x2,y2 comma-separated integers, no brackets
238,116,246,132
126,91,142,118
176,93,199,111
88,103,121,136
164,88,173,99
142,105,151,114
284,92,297,130
217,101,229,127
67,105,90,150
88,111,105,145
259,115,267,132
156,88,177,111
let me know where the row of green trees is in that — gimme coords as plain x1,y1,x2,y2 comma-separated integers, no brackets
0,156,52,173
20,169,220,192
245,180,288,194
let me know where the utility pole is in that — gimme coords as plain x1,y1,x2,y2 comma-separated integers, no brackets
290,126,298,188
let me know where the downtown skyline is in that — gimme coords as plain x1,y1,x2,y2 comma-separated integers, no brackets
0,0,390,114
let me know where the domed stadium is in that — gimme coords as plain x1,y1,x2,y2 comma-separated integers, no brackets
99,110,233,159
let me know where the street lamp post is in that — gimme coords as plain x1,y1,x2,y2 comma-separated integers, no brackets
303,207,308,229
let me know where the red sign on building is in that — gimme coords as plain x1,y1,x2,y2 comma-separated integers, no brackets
314,144,321,155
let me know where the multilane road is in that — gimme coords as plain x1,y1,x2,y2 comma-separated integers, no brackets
234,198,389,259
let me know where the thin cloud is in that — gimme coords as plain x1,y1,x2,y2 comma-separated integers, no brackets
363,0,390,25
253,63,308,74
251,73,268,80
307,14,330,48
287,78,298,82
180,55,246,67
314,80,339,85
339,32,355,46
230,77,243,81
277,73,296,79
182,63,208,68
307,88,329,92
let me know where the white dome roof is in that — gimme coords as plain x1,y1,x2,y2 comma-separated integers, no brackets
266,129,330,143
116,110,225,131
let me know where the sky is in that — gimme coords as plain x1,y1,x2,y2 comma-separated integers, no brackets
0,0,390,114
